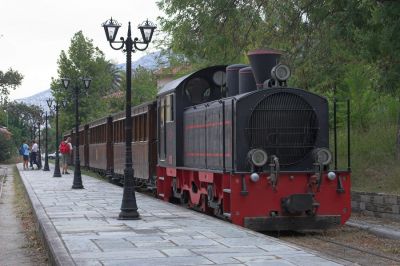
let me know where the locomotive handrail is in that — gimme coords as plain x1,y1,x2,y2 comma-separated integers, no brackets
267,156,280,189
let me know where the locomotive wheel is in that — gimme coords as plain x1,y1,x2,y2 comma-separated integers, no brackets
213,200,224,218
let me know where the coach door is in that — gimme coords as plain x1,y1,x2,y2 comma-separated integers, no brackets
159,97,167,161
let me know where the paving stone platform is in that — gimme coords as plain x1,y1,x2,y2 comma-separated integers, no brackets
17,163,345,266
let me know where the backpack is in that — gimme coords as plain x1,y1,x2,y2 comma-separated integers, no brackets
19,145,25,155
59,141,70,154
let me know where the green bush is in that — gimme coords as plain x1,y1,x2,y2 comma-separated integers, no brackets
0,134,15,162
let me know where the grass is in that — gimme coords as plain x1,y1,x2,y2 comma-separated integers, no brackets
3,156,21,164
333,122,400,194
13,166,49,264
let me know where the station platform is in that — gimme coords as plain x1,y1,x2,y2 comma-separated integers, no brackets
17,163,345,266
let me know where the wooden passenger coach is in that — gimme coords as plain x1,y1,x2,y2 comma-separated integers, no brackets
64,101,157,186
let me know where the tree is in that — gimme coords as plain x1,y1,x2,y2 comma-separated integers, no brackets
157,0,265,65
105,66,158,113
157,0,400,160
0,133,14,162
132,66,158,105
0,101,43,162
5,101,43,141
51,31,115,133
0,68,23,105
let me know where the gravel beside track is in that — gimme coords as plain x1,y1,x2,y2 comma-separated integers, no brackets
276,224,400,265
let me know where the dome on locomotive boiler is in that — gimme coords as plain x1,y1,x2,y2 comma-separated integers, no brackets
247,49,282,89
226,64,248,96
238,66,257,94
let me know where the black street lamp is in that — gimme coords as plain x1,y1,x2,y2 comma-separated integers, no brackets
43,110,50,171
29,119,36,169
47,98,66,178
102,17,156,220
61,77,91,189
37,118,42,169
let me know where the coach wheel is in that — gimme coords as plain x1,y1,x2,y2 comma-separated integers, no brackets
180,190,189,205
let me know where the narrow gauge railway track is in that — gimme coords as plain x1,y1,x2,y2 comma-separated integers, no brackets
274,228,400,266
312,235,400,263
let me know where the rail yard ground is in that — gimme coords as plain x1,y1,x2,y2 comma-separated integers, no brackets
275,219,400,265
0,165,48,266
2,162,400,266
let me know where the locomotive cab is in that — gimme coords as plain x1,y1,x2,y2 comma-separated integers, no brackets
157,65,227,168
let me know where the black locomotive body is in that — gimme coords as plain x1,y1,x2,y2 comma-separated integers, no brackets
156,49,351,230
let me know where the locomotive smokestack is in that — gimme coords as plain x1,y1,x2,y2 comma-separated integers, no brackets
226,64,247,96
248,49,282,89
238,67,257,94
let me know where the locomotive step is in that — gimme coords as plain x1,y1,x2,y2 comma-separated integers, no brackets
223,212,232,218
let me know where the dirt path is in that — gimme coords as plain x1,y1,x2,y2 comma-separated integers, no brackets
0,165,48,266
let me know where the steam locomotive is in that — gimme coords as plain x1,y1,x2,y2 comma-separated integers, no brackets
65,49,351,231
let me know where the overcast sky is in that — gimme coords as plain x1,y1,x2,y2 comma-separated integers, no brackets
0,0,162,100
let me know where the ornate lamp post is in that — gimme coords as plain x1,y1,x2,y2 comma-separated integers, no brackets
29,119,37,168
47,99,66,177
102,17,156,220
42,110,50,171
37,116,43,169
61,77,91,189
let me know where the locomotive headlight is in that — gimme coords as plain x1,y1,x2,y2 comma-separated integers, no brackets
313,148,332,165
271,64,291,81
248,149,268,167
250,172,260,182
327,171,336,181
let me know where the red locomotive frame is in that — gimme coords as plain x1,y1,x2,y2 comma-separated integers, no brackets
157,167,351,230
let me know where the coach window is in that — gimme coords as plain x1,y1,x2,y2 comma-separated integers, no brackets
165,94,174,122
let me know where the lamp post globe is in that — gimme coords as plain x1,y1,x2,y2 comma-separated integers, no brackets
102,17,156,220
61,77,91,189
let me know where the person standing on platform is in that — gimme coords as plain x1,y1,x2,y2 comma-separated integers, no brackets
60,137,72,174
20,140,30,170
30,140,40,169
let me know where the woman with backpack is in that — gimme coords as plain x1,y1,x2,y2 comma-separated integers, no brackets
20,140,30,170
59,137,73,174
